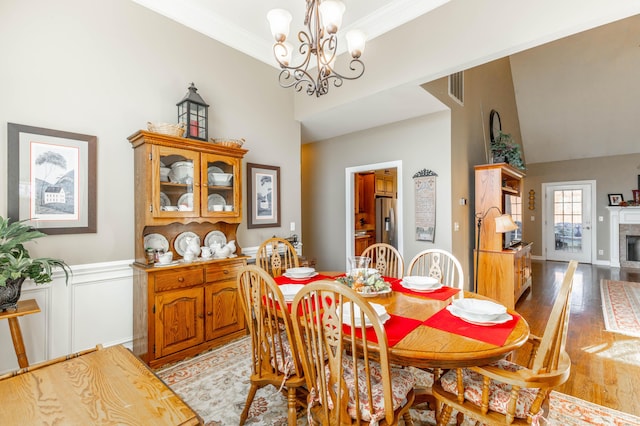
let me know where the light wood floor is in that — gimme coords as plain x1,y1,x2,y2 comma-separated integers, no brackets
513,260,640,417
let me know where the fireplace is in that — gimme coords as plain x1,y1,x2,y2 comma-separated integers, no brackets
608,207,640,268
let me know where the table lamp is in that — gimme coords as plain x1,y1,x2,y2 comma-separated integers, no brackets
474,206,518,293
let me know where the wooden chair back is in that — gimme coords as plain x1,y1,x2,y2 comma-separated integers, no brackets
256,237,299,277
432,260,579,425
291,280,414,425
530,259,578,374
407,249,464,289
237,265,304,425
361,243,404,279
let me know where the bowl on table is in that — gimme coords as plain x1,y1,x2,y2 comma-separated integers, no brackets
285,267,316,279
402,275,440,289
451,298,507,320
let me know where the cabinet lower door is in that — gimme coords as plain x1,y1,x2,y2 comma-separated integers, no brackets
155,287,205,358
205,281,245,341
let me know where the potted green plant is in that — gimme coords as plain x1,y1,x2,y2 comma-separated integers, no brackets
490,131,526,170
0,216,71,311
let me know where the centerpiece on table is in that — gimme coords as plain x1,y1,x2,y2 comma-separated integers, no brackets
337,256,390,296
0,216,71,311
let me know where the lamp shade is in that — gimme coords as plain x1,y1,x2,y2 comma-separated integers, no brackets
346,29,366,58
318,0,345,34
494,214,518,233
267,9,292,42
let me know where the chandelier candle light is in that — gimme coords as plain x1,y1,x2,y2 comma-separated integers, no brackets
267,0,366,97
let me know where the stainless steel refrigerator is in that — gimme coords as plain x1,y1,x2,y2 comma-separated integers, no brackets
376,197,397,249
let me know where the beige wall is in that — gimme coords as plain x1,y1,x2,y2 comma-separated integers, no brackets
422,57,524,285
301,111,452,273
524,154,640,260
0,0,301,264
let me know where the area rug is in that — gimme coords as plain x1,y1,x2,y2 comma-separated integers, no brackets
156,336,640,426
600,280,640,338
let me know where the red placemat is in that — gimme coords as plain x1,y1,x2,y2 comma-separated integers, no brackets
342,314,423,347
390,279,460,301
275,274,334,285
423,307,520,346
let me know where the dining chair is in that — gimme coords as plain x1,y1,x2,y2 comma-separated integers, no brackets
406,248,464,289
291,280,416,425
256,237,300,277
237,265,306,426
361,243,404,279
432,260,579,426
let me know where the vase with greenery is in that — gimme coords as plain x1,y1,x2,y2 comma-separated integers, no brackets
490,131,526,170
0,216,71,311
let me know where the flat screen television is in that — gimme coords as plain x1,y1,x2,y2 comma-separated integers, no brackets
503,194,522,249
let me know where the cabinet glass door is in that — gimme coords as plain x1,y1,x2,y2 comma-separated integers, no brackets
202,154,239,218
154,146,199,217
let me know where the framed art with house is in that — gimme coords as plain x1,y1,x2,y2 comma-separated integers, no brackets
7,123,97,234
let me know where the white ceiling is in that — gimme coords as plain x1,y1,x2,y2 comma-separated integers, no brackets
132,0,640,163
130,0,451,141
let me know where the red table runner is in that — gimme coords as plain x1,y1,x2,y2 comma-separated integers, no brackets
389,279,460,301
342,314,423,347
275,274,334,285
423,307,521,346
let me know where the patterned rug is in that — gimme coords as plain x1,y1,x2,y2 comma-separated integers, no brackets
156,336,640,425
600,280,640,338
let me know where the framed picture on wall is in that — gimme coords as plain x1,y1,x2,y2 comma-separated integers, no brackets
246,163,281,228
633,190,640,204
608,193,624,206
7,123,97,234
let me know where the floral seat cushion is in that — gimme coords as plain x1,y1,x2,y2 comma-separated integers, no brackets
267,331,296,376
440,359,540,419
337,354,415,423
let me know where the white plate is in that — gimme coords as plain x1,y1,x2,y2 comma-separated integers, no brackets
283,271,318,280
159,192,170,207
174,231,200,256
278,284,305,302
342,302,388,327
451,298,507,317
204,230,227,247
402,276,439,288
207,165,223,174
177,193,193,210
144,233,169,251
285,267,316,278
401,280,443,292
154,260,181,267
446,305,513,325
207,193,226,210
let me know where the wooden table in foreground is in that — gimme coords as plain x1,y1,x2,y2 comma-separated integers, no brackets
0,345,202,425
319,273,530,369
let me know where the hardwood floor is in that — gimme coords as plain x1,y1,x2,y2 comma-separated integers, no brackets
513,260,640,417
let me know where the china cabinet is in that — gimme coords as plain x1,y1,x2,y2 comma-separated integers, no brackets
128,130,248,367
474,163,532,309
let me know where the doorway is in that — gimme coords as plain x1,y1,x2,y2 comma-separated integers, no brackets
542,181,595,263
345,161,403,269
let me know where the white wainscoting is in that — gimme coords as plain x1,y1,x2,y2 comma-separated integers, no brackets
0,260,134,374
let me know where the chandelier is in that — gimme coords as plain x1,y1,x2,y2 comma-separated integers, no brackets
267,0,366,97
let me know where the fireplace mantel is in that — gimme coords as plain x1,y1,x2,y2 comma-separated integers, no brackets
608,206,640,267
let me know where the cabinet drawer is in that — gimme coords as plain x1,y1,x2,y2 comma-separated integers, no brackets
154,268,204,292
205,260,244,282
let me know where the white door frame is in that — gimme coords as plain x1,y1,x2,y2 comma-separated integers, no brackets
345,161,403,271
541,180,596,263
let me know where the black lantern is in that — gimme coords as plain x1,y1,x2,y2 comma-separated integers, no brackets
177,83,209,141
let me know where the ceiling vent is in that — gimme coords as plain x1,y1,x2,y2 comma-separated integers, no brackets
448,71,464,106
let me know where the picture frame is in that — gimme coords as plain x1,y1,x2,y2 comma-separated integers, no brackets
633,190,640,204
246,163,280,228
608,193,624,206
7,123,97,234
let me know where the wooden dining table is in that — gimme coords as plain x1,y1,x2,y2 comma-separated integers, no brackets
279,271,530,370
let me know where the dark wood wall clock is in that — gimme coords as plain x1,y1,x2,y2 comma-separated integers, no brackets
489,109,501,142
